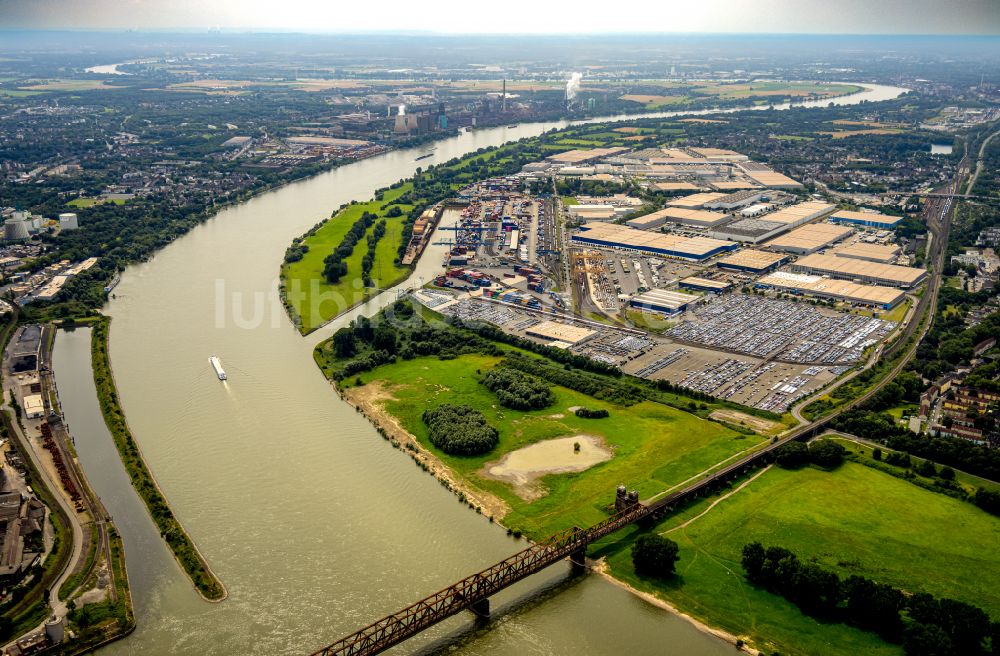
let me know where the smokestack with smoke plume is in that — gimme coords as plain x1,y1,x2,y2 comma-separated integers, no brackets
565,72,583,104
399,104,406,116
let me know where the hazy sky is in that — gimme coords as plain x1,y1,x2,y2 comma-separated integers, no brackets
1,0,999,34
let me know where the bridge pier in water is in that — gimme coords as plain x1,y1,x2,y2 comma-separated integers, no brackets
469,598,490,620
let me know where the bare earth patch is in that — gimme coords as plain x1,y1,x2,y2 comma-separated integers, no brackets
482,435,612,501
709,409,779,433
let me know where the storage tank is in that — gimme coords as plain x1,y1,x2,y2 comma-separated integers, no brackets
4,216,29,241
44,615,65,644
59,212,79,231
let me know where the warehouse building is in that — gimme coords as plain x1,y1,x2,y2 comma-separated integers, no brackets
666,192,727,209
710,218,787,243
739,165,803,188
790,253,927,288
711,201,835,243
757,272,905,309
653,182,703,192
23,394,45,419
628,206,732,230
629,289,700,315
686,147,749,161
625,212,670,230
832,242,902,263
740,203,772,217
567,204,633,222
764,223,854,254
711,180,761,191
765,201,837,227
525,321,597,345
703,189,766,210
571,223,738,261
829,210,904,230
679,277,732,293
717,249,788,273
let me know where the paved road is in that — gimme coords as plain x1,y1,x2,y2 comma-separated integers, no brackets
965,127,1000,196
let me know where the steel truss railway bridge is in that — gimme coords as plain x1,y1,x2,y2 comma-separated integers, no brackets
310,418,831,656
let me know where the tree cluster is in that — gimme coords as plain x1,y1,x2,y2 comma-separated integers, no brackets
832,410,1000,481
575,407,609,419
323,210,378,283
631,534,680,579
480,367,555,411
741,542,998,655
361,219,387,287
422,404,499,456
774,440,846,470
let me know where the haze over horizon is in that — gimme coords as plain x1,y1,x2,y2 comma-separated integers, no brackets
1,0,999,35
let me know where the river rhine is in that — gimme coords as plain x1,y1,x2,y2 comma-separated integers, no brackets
52,83,905,655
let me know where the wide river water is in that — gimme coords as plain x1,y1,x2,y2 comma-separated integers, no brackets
52,83,905,655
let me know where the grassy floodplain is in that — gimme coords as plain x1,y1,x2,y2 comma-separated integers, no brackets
90,317,226,601
281,184,413,333
341,353,766,539
597,461,1000,656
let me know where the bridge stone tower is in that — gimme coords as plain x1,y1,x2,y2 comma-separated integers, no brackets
615,485,639,512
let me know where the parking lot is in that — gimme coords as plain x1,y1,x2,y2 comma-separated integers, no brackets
418,290,866,414
666,294,895,364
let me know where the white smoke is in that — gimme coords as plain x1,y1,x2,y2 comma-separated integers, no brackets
565,72,583,102
399,104,406,116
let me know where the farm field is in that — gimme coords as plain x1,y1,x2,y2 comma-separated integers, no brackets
281,184,412,333
599,462,1000,656
19,78,124,91
341,353,766,538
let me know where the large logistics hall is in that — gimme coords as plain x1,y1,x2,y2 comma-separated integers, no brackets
717,249,788,273
764,223,854,254
829,210,904,230
571,223,738,260
710,201,835,243
679,276,732,293
790,253,927,287
757,272,906,309
626,206,732,230
629,289,700,315
831,242,902,263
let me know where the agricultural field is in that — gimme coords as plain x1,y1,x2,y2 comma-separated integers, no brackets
18,78,124,92
341,353,767,538
281,184,412,333
599,461,1000,656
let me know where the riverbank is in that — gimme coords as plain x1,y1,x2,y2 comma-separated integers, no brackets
89,316,227,602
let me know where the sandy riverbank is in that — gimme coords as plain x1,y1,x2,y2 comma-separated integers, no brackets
593,559,758,654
